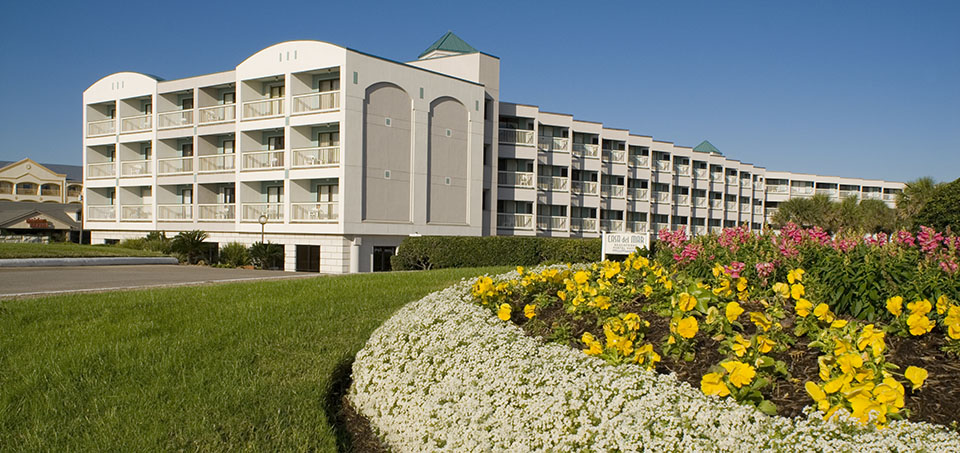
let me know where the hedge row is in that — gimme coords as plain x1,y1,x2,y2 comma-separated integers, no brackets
391,236,602,270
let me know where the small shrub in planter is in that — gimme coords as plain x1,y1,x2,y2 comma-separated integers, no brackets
219,242,250,268
249,241,283,270
171,230,208,264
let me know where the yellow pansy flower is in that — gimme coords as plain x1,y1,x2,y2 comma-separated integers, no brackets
731,334,750,357
594,295,612,310
837,353,863,375
677,292,696,312
906,312,934,336
936,295,949,315
886,296,903,317
720,361,756,388
524,304,536,319
516,266,524,275
945,306,960,339
907,299,932,316
834,338,854,356
849,393,887,425
772,282,790,299
749,311,772,332
581,332,603,355
790,283,805,300
603,261,621,279
795,298,813,317
643,284,653,297
676,317,699,339
725,302,744,323
788,268,805,284
557,290,567,301
904,366,928,389
813,303,834,322
712,263,724,278
805,381,830,412
757,335,775,353
737,278,748,292
667,335,677,345
497,303,512,321
856,324,886,356
573,271,590,285
701,372,730,397
823,375,848,394
830,319,848,329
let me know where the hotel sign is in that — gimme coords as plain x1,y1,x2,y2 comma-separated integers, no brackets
601,232,650,258
26,217,53,229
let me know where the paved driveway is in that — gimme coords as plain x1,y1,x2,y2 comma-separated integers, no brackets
0,265,320,299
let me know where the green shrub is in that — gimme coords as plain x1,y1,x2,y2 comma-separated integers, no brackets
915,177,960,233
219,242,250,268
119,231,172,254
171,230,208,264
249,242,284,270
392,236,602,271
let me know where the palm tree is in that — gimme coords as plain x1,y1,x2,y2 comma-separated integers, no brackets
171,230,208,264
895,177,937,230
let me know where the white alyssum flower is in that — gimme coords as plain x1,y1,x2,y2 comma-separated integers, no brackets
348,273,960,452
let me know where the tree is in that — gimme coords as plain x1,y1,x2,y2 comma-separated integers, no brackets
858,199,896,233
171,230,208,264
771,194,896,234
914,178,960,233
895,177,937,230
249,241,284,270
772,195,837,232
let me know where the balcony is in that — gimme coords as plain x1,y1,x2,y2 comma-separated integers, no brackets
571,181,599,195
710,172,723,183
725,201,737,210
740,204,751,214
198,203,236,221
87,162,116,179
537,176,568,192
767,185,789,194
497,213,534,230
291,202,337,222
674,194,690,206
600,184,625,198
710,226,723,234
120,204,152,221
242,99,283,120
242,151,284,170
499,129,534,146
198,154,235,172
628,188,649,201
653,160,671,172
242,203,283,221
839,190,859,199
652,191,670,203
755,182,765,191
120,114,151,133
863,192,882,200
692,197,707,208
87,205,116,221
765,207,778,217
498,171,535,188
791,186,815,196
725,175,738,186
628,155,649,168
158,110,194,129
815,189,838,197
693,168,708,180
601,149,626,163
600,219,624,232
158,157,193,175
120,160,152,177
571,217,598,233
627,221,647,233
710,199,723,209
87,119,115,137
292,91,340,114
650,223,668,233
692,225,708,236
158,204,193,221
882,193,896,201
740,179,752,189
674,164,690,176
572,143,600,159
292,146,340,168
753,205,764,215
537,215,568,231
198,104,236,124
537,136,568,153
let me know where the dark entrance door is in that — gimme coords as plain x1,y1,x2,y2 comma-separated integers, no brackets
372,246,396,272
296,245,320,272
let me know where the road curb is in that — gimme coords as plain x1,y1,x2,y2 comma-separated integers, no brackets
0,257,180,268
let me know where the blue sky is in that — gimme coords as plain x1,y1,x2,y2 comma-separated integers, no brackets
0,0,957,182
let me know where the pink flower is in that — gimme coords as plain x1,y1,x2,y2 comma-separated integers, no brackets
657,227,688,249
724,261,746,279
755,261,776,279
916,226,944,255
674,244,701,264
895,230,916,247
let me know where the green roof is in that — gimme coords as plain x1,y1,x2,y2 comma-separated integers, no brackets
693,140,722,154
418,31,478,59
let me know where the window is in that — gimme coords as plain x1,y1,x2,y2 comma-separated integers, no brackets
222,92,235,104
318,79,339,92
267,135,284,150
181,143,193,157
222,139,235,154
221,186,235,204
180,188,193,204
142,102,152,114
317,184,338,202
181,98,193,110
318,132,339,147
266,186,282,203
141,144,152,160
269,85,284,98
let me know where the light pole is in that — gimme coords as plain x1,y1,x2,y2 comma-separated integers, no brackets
258,214,268,243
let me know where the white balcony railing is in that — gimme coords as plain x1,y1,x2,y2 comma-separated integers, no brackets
537,215,568,231
198,204,236,221
292,91,340,114
120,204,151,221
243,151,284,170
537,176,568,192
741,179,753,189
692,225,708,236
158,204,193,221
537,136,568,152
692,197,707,208
86,205,116,221
767,185,789,194
627,221,647,233
198,154,235,172
292,146,340,168
572,143,600,158
87,162,116,179
628,188,649,201
726,175,738,185
628,155,649,168
710,199,723,209
710,226,723,234
498,171,535,188
882,193,896,201
765,208,778,217
242,99,283,119
571,218,598,232
602,149,626,163
600,219,624,232
710,172,723,183
158,157,193,175
497,213,534,230
755,182,765,191
158,110,193,129
674,194,690,206
791,186,815,196
601,184,625,198
726,201,737,210
571,181,599,195
839,190,859,199
120,114,152,133
863,192,882,200
740,204,751,214
693,168,708,180
753,205,764,215
87,119,115,137
674,164,690,175
653,191,670,203
653,160,671,171
815,189,839,197
499,129,535,146
242,203,283,221
291,202,338,221
198,104,236,124
120,160,152,177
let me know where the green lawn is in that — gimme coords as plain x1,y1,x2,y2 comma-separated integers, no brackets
0,242,164,259
0,266,506,451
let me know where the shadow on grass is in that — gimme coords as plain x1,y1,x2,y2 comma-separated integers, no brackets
323,354,389,452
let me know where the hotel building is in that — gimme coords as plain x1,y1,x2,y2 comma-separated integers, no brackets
82,33,903,273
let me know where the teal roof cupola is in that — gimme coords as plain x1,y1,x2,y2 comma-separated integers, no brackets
693,140,722,155
419,31,478,59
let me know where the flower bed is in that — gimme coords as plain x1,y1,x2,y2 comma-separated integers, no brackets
349,272,960,451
